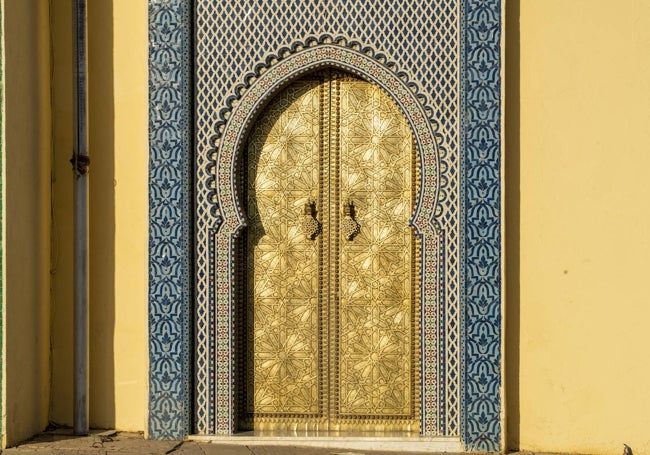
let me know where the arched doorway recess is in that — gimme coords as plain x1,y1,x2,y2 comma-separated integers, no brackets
203,40,445,437
238,70,420,432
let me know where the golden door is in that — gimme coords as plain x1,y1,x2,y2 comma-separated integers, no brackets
240,71,420,432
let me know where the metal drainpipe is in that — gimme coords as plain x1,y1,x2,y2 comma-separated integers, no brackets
72,0,90,436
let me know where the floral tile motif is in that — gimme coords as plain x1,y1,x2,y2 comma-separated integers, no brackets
148,0,192,439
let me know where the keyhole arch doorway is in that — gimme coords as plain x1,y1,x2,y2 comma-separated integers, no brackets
208,42,445,436
236,69,421,432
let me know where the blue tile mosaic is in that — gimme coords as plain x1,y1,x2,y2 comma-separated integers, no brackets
462,0,503,450
148,0,192,440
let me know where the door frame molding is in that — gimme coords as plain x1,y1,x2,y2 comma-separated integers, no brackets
147,1,504,451
207,39,444,439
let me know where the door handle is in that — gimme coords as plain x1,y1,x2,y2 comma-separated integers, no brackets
342,200,360,240
302,200,321,240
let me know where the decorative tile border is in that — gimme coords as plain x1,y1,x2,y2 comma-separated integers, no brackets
148,0,192,439
206,37,444,435
462,0,503,450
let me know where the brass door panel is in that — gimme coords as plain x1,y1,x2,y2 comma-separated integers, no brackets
244,79,325,426
241,72,420,432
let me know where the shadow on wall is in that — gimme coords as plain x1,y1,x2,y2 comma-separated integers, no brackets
88,0,116,430
50,0,116,429
505,0,521,451
4,0,53,446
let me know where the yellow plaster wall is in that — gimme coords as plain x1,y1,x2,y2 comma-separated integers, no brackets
40,0,650,451
509,1,650,453
50,0,74,429
3,0,52,447
50,0,148,431
110,0,149,431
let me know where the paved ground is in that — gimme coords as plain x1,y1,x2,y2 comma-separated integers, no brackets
1,431,497,455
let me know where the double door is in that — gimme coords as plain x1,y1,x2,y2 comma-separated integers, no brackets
241,71,420,432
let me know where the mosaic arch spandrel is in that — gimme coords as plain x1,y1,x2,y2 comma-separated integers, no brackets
148,1,503,451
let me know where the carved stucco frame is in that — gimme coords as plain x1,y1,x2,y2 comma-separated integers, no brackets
207,37,444,437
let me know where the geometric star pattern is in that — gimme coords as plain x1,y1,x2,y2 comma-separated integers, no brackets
338,77,418,420
243,73,419,431
246,79,322,419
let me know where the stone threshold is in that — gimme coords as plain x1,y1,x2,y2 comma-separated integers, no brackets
188,433,463,453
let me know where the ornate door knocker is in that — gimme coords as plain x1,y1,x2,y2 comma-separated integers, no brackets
342,200,360,241
302,199,321,240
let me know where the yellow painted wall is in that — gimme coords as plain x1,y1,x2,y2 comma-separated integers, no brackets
7,0,649,452
50,0,148,431
508,0,650,454
49,0,73,429
110,0,149,431
3,0,52,447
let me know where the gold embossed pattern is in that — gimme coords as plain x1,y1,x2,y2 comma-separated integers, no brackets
337,78,416,420
246,80,323,418
244,73,419,431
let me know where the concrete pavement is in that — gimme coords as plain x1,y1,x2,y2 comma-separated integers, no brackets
1,431,479,455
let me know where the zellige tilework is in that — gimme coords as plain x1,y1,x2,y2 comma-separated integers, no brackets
147,0,503,449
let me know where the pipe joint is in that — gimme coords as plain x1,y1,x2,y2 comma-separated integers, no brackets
70,155,91,176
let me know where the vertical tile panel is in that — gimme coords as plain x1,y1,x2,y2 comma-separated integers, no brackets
148,0,192,439
463,0,503,450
